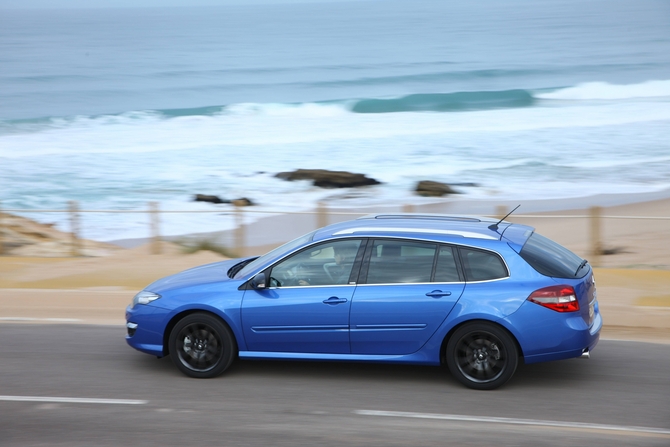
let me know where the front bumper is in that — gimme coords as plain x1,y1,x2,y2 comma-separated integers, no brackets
125,304,167,357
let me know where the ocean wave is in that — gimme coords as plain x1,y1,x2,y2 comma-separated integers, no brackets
149,89,537,117
144,80,670,116
4,80,669,129
536,80,670,100
2,100,670,159
350,90,534,113
153,90,536,117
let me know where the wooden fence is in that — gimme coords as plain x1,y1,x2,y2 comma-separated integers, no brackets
1,201,669,267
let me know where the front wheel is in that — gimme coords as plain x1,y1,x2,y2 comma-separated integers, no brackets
446,322,518,390
169,313,236,378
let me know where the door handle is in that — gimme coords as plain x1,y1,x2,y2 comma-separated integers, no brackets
323,296,348,305
425,290,452,298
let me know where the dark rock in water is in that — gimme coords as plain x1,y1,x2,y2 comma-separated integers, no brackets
275,169,381,188
231,197,254,206
194,194,228,204
415,181,460,197
193,194,255,206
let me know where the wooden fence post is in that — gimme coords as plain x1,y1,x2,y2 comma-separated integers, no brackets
234,205,245,257
149,201,161,255
495,205,508,220
69,200,80,257
316,202,328,229
590,206,602,267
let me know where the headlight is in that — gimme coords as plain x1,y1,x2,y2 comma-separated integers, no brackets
132,291,161,308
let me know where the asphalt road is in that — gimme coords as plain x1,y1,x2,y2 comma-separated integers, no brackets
0,324,668,447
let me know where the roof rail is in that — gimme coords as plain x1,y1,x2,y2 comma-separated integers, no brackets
357,213,483,222
333,226,498,240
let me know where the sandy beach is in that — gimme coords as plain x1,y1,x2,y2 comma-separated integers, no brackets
1,195,669,343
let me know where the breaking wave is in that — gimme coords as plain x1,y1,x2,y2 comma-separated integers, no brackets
537,80,670,100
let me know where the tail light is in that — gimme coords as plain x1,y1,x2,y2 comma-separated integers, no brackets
528,285,579,312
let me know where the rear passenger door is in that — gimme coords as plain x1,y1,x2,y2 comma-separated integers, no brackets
455,246,513,316
349,239,465,355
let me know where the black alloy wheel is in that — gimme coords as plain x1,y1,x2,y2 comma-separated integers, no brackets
446,322,518,390
169,313,236,378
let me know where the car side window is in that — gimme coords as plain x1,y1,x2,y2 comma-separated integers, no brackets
365,240,437,284
434,245,461,282
269,239,362,287
459,247,508,281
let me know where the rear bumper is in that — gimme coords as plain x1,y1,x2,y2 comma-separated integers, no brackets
503,302,602,364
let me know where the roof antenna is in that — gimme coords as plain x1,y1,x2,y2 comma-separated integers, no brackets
488,205,521,231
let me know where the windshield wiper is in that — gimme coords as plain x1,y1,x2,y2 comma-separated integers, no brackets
575,259,588,276
227,258,256,278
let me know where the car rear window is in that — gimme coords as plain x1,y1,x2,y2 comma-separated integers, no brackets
519,232,586,278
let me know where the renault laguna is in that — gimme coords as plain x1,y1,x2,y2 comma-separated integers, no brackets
126,213,601,390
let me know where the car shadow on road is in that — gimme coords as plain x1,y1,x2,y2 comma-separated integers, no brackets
230,358,451,384
508,358,593,389
131,349,596,392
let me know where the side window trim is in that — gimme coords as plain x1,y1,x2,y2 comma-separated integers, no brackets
355,239,511,285
453,245,466,282
436,243,465,283
347,238,369,285
429,245,440,282
355,238,374,285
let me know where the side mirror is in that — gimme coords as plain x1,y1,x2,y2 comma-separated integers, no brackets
250,272,267,290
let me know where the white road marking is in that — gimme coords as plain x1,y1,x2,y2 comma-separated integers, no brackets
0,317,82,322
354,410,670,436
0,395,147,405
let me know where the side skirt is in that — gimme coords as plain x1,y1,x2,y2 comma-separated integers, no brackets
238,351,439,365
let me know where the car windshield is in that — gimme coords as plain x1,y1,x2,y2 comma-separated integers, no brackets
233,230,317,279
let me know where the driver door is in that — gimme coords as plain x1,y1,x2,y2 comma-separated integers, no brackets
241,239,364,354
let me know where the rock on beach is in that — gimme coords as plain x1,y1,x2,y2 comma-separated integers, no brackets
415,180,460,197
193,194,255,206
275,169,381,188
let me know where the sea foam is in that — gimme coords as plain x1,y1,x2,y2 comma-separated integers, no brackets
537,80,670,100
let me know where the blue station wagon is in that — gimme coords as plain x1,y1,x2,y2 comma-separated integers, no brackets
126,213,602,390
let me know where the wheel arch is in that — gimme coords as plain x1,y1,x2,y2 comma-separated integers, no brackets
439,318,524,365
162,309,239,357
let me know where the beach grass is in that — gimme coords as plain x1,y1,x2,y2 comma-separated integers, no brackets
174,237,237,258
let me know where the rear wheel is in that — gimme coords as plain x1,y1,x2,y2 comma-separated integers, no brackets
169,313,236,378
446,322,518,390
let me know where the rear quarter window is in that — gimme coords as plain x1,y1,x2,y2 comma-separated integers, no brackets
459,248,508,281
519,232,585,278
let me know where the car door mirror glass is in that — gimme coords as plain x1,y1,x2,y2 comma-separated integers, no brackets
251,272,267,289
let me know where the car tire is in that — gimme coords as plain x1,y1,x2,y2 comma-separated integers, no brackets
169,313,236,378
446,322,518,390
